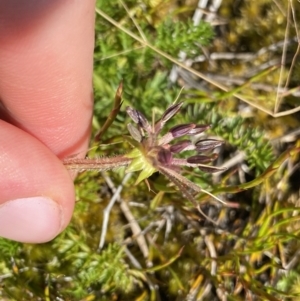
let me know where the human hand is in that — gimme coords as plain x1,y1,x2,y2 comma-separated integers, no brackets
0,0,96,243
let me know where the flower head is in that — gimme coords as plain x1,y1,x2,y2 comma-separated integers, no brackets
63,101,225,214
125,102,225,201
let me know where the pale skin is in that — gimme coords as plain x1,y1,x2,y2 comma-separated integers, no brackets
0,0,96,243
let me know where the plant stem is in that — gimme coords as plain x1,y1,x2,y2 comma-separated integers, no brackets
63,155,131,171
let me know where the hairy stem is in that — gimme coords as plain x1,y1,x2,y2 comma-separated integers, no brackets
63,155,132,171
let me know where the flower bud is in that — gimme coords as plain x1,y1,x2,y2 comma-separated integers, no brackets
170,140,192,153
157,148,173,165
188,124,210,135
195,139,223,152
170,123,196,138
137,111,151,131
126,106,140,123
127,123,142,142
126,106,151,132
161,102,183,123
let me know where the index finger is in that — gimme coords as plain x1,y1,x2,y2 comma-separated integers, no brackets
0,0,95,158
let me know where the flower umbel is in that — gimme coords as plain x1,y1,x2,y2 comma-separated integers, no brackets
63,101,225,212
123,102,225,209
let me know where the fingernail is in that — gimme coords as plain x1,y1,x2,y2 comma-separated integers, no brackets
0,197,63,243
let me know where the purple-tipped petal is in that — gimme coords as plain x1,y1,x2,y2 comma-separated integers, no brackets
188,124,211,135
187,154,218,164
170,123,196,138
170,140,193,153
195,139,224,152
161,102,184,123
157,148,173,165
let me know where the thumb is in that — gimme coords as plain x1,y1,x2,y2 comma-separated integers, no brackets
0,121,75,243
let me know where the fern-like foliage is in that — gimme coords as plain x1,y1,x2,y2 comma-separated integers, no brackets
155,18,214,58
68,244,136,298
187,103,275,175
0,237,21,259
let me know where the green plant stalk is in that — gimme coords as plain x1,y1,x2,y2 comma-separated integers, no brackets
94,81,123,142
